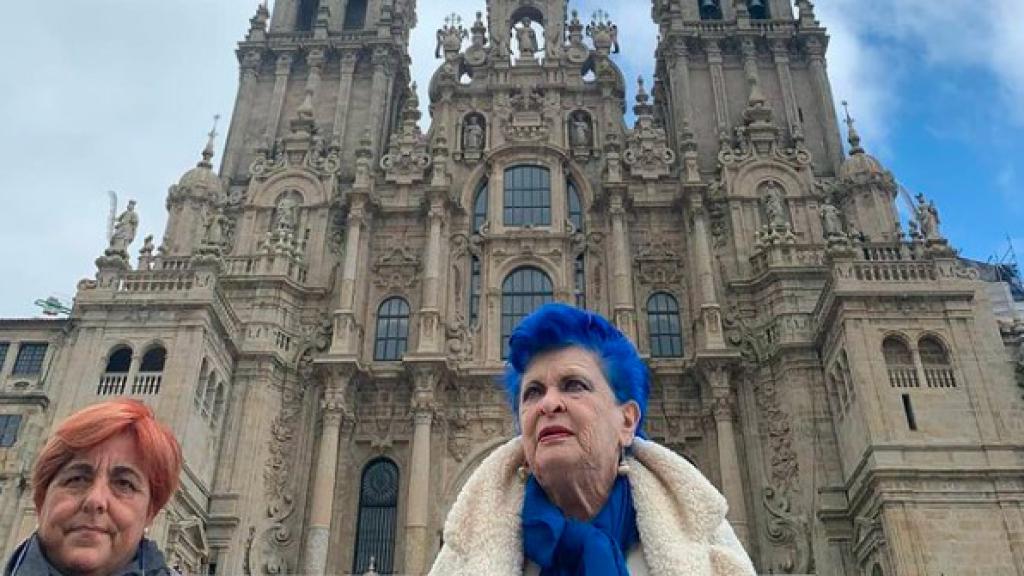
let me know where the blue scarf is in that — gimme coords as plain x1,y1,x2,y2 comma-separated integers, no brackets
522,474,639,576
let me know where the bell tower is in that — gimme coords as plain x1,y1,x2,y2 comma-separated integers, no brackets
485,0,569,55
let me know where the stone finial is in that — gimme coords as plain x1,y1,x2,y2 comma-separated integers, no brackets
633,76,653,117
436,13,468,61
841,100,864,155
247,1,270,40
586,10,620,57
200,114,220,169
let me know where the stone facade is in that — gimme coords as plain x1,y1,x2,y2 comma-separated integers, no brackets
1,0,1023,574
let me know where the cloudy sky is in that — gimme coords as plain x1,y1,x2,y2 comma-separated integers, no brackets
1,0,1021,318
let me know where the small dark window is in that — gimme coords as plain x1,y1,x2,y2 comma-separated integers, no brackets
501,268,554,358
647,293,684,358
883,336,918,388
747,0,770,19
12,343,47,376
574,255,586,309
469,256,482,326
105,347,132,373
473,180,488,234
504,166,551,227
0,342,9,373
0,415,22,447
375,298,410,361
567,180,583,232
343,0,368,30
140,347,167,373
352,459,399,574
699,0,722,20
296,0,319,31
902,394,917,431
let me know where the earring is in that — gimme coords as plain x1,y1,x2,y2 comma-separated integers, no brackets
617,446,631,476
517,465,530,482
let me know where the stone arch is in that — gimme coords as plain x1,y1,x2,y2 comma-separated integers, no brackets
139,343,168,373
731,161,809,200
491,256,564,291
252,171,327,208
103,344,133,374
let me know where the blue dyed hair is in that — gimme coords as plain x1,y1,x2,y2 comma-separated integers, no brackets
503,303,650,438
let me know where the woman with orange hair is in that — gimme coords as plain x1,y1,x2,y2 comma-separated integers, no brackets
4,400,182,576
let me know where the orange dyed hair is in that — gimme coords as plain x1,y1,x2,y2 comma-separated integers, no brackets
32,400,183,516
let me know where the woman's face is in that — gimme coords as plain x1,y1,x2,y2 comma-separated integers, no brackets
519,347,639,483
37,432,155,576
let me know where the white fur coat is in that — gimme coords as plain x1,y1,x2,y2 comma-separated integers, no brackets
428,437,757,576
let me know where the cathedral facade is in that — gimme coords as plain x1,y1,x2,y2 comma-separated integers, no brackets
1,0,1023,574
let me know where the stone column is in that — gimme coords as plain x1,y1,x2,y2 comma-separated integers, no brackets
770,39,801,139
805,36,844,173
333,193,369,354
403,365,439,575
705,40,730,139
668,38,695,145
265,52,295,143
691,197,726,350
706,365,750,547
222,49,263,177
369,47,393,158
332,51,358,144
418,195,445,353
302,369,352,574
609,190,637,342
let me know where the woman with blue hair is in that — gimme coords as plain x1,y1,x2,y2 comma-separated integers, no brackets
429,304,755,576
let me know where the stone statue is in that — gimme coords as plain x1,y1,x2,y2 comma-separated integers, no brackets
275,196,299,234
762,183,787,228
571,113,592,148
140,235,155,255
915,193,941,240
515,17,538,56
820,202,845,239
109,200,139,253
463,116,485,152
205,213,225,246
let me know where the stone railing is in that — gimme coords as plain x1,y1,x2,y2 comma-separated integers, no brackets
116,270,198,292
750,243,826,276
924,367,957,389
97,373,128,396
224,255,309,285
850,260,937,283
131,372,163,395
888,367,920,389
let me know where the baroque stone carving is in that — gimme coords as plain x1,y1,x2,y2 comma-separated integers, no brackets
381,84,431,185
502,85,550,142
623,79,675,180
372,245,422,290
763,487,814,574
634,237,685,288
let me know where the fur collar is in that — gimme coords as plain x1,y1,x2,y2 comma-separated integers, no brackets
430,437,756,576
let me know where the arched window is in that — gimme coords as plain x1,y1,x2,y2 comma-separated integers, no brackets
919,336,956,388
647,293,684,358
501,268,554,358
504,166,551,227
567,180,583,232
211,383,227,424
140,346,167,373
473,180,488,234
296,0,319,31
352,459,399,574
747,0,770,19
883,336,917,388
343,0,368,30
574,255,586,309
469,256,482,326
699,0,723,20
374,298,410,361
105,346,132,374
203,372,217,417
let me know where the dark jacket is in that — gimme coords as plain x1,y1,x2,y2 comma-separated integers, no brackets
4,534,177,576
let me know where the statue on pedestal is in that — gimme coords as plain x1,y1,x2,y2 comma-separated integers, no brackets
463,116,485,153
915,193,942,240
762,183,787,228
109,200,139,254
820,202,845,240
515,18,538,57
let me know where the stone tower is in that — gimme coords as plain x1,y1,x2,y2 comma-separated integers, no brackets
0,1,1021,575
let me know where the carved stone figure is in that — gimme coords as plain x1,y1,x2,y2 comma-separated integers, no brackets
205,213,225,246
915,193,942,240
763,183,787,228
820,202,845,239
515,18,538,57
109,200,139,253
570,113,592,148
275,196,299,235
463,116,485,152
